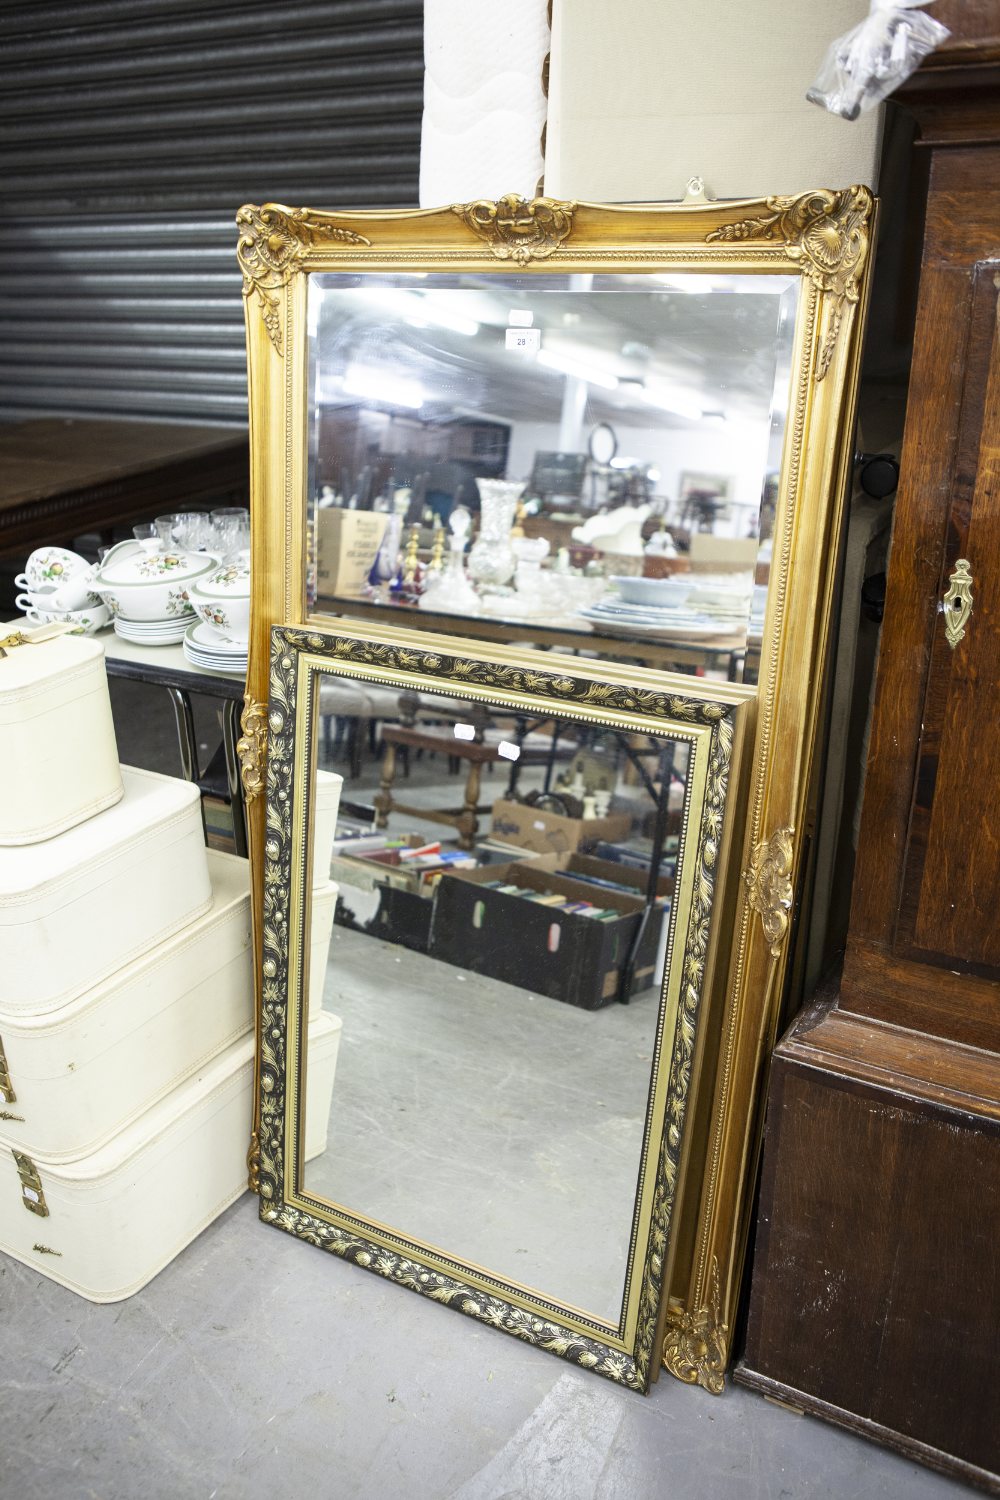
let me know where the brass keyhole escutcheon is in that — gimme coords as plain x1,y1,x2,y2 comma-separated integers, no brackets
943,559,973,650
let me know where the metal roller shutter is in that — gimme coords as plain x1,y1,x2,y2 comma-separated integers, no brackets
0,0,423,424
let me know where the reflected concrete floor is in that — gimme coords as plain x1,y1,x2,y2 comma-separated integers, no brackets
0,1196,971,1500
304,926,659,1325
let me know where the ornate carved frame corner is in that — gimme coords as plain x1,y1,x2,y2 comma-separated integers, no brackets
239,188,876,1377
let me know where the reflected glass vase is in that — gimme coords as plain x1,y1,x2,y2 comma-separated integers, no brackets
466,480,522,588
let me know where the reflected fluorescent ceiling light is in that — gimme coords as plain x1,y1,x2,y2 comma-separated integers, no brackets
654,274,721,293
536,347,618,390
405,303,480,338
642,384,705,421
655,273,788,296
342,364,424,409
357,288,479,337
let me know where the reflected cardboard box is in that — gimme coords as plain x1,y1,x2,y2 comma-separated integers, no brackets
328,835,542,954
490,798,632,856
315,508,388,598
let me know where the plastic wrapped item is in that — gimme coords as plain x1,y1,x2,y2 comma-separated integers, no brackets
807,1,949,121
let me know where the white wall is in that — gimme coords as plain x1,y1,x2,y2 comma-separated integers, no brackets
545,0,882,202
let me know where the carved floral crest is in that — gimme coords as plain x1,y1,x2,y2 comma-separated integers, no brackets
708,186,873,379
451,194,577,263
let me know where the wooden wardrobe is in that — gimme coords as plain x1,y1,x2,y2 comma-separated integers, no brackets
738,8,1000,1492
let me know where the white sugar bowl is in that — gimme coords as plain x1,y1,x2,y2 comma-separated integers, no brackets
187,554,251,646
93,537,215,623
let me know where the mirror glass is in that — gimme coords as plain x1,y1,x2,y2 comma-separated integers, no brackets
304,272,798,687
299,669,698,1326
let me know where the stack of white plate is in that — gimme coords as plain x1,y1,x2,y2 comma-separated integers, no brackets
114,614,191,646
578,599,738,642
182,620,247,675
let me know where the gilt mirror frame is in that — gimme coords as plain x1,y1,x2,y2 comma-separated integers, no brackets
237,189,875,1389
258,621,754,1392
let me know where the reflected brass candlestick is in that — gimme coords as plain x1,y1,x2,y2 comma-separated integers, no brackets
402,525,420,587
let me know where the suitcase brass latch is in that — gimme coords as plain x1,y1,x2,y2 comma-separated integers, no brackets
0,1034,16,1104
13,1152,49,1217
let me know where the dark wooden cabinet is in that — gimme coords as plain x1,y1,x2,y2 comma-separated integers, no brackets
839,186,1000,1052
739,9,1000,1490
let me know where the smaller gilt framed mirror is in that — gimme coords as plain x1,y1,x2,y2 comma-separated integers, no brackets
257,621,753,1391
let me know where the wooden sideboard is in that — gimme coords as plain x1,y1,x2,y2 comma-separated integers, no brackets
738,8,1000,1491
0,418,249,559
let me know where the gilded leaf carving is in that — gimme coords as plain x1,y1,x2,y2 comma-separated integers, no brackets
662,1257,728,1395
237,693,268,805
743,826,795,958
236,204,371,353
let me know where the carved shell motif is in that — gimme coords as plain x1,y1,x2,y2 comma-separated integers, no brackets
452,194,577,264
707,185,873,379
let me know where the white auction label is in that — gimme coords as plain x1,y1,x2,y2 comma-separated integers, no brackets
505,327,541,355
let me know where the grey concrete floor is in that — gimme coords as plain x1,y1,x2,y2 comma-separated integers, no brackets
0,669,972,1499
0,1194,971,1500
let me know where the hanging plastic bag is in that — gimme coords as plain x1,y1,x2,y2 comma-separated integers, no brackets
807,0,950,120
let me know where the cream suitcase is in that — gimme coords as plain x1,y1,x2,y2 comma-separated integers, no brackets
0,764,211,1016
0,1014,340,1302
0,850,252,1161
0,632,123,845
309,879,339,1017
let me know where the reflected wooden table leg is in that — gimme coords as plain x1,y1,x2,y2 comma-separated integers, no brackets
458,760,482,850
374,739,398,829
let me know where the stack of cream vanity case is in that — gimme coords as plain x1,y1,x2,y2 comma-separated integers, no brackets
0,630,259,1300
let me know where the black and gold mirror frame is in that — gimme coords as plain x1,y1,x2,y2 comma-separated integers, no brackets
257,622,754,1392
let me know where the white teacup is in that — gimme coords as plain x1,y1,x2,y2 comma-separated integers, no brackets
20,546,92,592
18,577,97,613
22,603,111,636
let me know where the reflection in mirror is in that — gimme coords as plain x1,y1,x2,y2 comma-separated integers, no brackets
305,273,797,686
300,672,694,1325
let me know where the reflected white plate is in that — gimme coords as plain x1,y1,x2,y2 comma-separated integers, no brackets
578,607,740,642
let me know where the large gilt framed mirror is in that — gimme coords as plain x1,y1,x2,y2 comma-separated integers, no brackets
258,622,753,1391
238,190,874,1388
